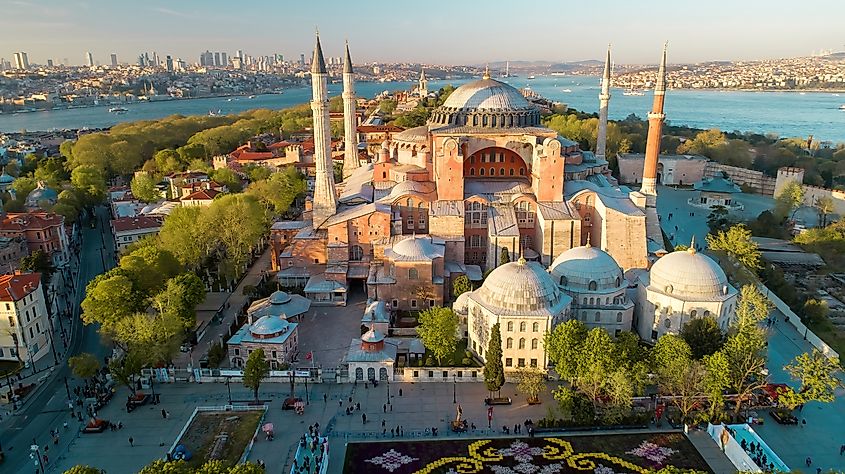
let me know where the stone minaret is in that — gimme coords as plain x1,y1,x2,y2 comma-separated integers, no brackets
641,43,668,197
418,68,428,97
596,45,612,161
342,41,360,179
310,32,337,227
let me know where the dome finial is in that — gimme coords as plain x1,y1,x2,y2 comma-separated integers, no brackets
482,64,490,80
517,255,527,266
688,235,696,254
585,232,592,247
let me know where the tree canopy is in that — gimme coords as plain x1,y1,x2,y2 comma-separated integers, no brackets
483,322,505,396
245,167,306,215
243,348,269,401
417,306,459,365
706,224,761,271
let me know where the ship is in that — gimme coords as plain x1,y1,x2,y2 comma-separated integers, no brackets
622,89,645,96
108,106,128,114
527,75,536,80
208,109,223,116
839,104,845,110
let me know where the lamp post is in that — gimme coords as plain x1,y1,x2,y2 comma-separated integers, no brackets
304,372,309,405
386,379,390,404
453,375,457,404
225,376,232,404
64,376,71,400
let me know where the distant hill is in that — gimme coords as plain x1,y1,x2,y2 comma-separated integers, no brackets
480,59,604,74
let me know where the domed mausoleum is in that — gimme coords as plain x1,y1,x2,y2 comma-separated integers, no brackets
549,244,634,336
635,246,737,342
226,314,299,369
25,181,58,211
465,258,571,371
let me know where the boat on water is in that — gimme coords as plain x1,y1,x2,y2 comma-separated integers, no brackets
560,88,572,93
839,104,845,110
248,95,256,99
622,89,645,96
108,106,128,114
527,75,536,80
208,109,223,116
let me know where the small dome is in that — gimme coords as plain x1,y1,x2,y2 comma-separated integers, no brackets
474,259,566,314
453,291,470,315
250,315,290,338
25,181,58,209
388,236,443,261
0,171,15,185
550,246,624,292
361,328,385,343
393,126,429,142
269,290,292,305
649,248,729,299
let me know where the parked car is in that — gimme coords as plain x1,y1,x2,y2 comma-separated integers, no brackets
282,397,303,410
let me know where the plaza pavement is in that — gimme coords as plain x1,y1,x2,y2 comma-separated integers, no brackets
47,379,733,474
295,294,369,369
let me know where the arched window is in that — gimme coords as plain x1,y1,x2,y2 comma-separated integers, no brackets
519,168,525,176
690,309,697,318
506,337,513,349
406,198,413,207
589,297,594,305
582,297,587,304
560,276,567,286
703,310,711,318
664,318,671,329
510,168,515,176
616,312,623,322
588,281,597,291
355,367,364,380
507,321,513,332
349,245,364,261
480,168,485,176
532,322,539,332
615,277,621,287
367,367,375,380
470,168,475,176
408,268,418,280
519,321,526,332
518,338,525,349
595,312,601,322
499,168,505,176
531,338,538,350
379,367,388,380
490,167,495,176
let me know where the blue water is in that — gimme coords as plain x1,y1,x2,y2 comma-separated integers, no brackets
2,76,844,143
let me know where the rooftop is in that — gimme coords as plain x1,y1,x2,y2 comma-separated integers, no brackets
0,272,41,302
111,215,162,233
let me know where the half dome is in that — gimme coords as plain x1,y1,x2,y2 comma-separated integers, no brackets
649,249,729,299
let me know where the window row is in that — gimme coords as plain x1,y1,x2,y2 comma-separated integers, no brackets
505,321,540,332
505,337,539,350
504,357,537,368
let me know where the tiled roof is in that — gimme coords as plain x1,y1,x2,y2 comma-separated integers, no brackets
181,189,221,201
111,215,162,233
0,272,41,302
0,212,64,232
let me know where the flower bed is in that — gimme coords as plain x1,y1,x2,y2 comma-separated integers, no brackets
343,433,712,473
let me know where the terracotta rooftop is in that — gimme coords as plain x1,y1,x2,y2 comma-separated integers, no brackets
181,188,221,201
358,125,404,133
0,272,41,302
0,212,64,232
111,215,163,233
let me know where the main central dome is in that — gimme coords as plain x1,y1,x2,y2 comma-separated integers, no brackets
428,76,541,128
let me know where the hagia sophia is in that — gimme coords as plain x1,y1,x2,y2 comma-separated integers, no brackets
270,34,738,372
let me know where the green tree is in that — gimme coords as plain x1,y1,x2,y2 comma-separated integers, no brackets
706,205,731,233
242,164,272,183
719,285,771,415
153,273,206,329
245,167,306,215
515,367,546,403
68,352,101,379
576,328,617,410
154,148,186,174
815,195,835,227
653,335,707,423
81,271,144,334
114,312,184,364
680,317,725,359
130,173,161,202
451,274,472,298
108,348,147,395
201,194,269,277
544,319,588,384
416,306,459,365
71,164,107,206
11,176,37,202
207,341,226,368
63,466,106,474
243,348,269,401
211,167,243,193
19,249,54,286
802,298,829,325
379,99,397,114
119,245,181,295
706,224,761,271
34,156,69,185
774,181,805,219
483,322,505,397
499,247,510,266
777,349,839,410
158,206,209,269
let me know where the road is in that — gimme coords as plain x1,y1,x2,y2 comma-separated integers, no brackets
1,205,114,473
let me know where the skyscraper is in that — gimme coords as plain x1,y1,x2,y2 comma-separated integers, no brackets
221,52,227,68
47,59,54,68
214,52,221,67
299,53,305,66
165,55,174,72
110,53,118,67
86,51,94,67
13,52,29,70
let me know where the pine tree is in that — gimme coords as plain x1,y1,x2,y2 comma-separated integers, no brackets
499,248,510,266
484,322,505,398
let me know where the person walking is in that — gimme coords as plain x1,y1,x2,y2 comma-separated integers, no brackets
840,443,845,455
362,413,367,424
383,403,387,413
805,456,812,467
129,436,134,447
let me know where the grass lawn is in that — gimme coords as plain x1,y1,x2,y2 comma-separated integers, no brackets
176,410,263,468
420,338,480,367
806,317,845,366
344,432,712,473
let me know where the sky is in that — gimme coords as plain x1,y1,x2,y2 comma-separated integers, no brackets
1,0,844,66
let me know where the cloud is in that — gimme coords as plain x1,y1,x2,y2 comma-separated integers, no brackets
150,6,190,18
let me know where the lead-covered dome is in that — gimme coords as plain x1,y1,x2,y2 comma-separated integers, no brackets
649,248,730,299
25,181,58,210
550,245,624,292
428,75,540,128
250,315,292,339
473,258,568,315
386,236,444,262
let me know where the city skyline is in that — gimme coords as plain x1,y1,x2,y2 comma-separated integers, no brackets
2,0,844,66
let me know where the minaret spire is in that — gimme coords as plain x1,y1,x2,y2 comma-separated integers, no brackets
341,41,360,179
596,44,612,160
310,30,337,226
418,67,428,97
641,42,668,197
